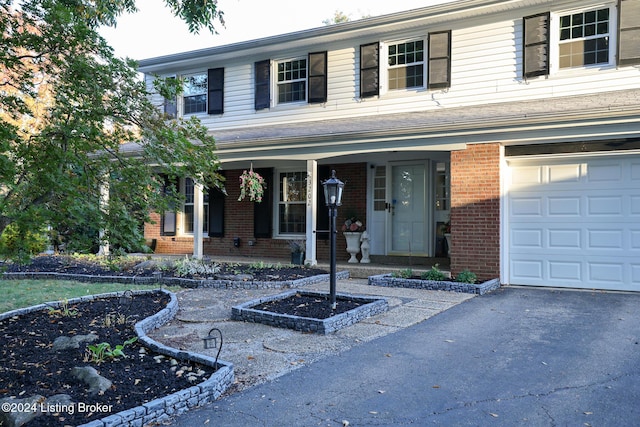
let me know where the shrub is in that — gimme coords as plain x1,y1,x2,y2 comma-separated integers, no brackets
0,223,48,263
421,264,447,281
392,268,413,279
173,256,221,277
455,269,477,284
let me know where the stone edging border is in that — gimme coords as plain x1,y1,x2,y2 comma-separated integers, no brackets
231,289,389,334
1,270,350,289
368,274,501,295
0,290,234,427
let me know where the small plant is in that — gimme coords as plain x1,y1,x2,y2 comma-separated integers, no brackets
392,268,413,279
455,269,477,284
173,256,221,277
48,299,79,317
421,264,447,281
86,337,137,364
103,313,130,327
287,240,305,254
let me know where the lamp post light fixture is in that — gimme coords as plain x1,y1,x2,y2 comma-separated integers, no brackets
322,170,344,309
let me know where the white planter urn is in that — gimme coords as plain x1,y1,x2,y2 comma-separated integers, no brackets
343,232,362,263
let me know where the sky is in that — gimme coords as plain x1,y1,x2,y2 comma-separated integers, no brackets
99,0,454,61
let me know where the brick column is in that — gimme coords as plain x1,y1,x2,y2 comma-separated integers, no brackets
450,143,501,280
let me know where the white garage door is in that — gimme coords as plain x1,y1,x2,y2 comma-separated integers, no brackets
507,155,640,291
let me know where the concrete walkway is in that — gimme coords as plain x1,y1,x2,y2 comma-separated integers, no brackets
162,286,640,426
149,278,473,393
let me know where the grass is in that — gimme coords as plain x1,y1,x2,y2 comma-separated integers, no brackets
0,280,170,314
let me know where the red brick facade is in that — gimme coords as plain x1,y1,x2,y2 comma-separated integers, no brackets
144,163,367,264
450,143,501,280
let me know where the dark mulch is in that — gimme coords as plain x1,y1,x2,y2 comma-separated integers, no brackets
4,255,328,282
253,293,364,319
0,292,218,426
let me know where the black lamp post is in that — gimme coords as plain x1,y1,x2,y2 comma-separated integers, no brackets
322,170,344,309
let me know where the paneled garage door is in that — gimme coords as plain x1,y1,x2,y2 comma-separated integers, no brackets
507,155,640,291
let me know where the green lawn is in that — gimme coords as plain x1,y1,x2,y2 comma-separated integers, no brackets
0,280,170,314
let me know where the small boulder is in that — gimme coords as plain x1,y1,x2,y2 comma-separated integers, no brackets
0,395,44,427
52,334,98,351
71,366,112,395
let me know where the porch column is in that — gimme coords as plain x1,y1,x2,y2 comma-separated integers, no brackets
193,181,204,259
305,160,318,265
97,176,109,256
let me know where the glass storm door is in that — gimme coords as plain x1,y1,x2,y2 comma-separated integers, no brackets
389,162,429,255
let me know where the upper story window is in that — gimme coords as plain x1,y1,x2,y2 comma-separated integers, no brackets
277,58,307,103
180,68,224,115
387,39,425,90
183,73,207,114
558,8,610,69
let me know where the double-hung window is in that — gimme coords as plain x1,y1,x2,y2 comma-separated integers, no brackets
387,39,424,90
277,171,306,235
558,7,611,69
183,73,207,115
277,58,307,103
183,178,209,234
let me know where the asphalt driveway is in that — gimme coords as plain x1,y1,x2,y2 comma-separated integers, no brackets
168,287,640,426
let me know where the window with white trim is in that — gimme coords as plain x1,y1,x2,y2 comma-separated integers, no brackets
387,39,425,90
183,73,207,114
182,178,209,234
277,58,307,103
276,171,306,235
558,7,611,69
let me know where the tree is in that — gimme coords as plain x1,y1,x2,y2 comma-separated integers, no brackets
322,10,351,25
0,0,225,260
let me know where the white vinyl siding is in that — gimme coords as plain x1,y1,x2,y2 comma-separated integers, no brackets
143,0,636,132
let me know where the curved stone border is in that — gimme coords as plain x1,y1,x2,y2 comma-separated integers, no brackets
231,289,389,334
0,290,234,427
1,270,349,289
368,274,500,295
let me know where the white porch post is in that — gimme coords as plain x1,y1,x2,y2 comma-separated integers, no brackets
305,160,318,265
193,182,204,259
98,176,109,256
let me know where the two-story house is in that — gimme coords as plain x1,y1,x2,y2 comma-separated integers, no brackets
136,0,640,292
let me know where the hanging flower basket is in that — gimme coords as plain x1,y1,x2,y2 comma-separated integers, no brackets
238,168,266,202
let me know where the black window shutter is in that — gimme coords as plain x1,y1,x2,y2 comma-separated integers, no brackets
308,51,328,103
619,0,640,66
160,175,177,236
253,168,273,238
207,68,224,115
360,42,379,98
254,60,271,110
523,12,550,78
316,166,331,240
208,186,225,237
428,31,451,89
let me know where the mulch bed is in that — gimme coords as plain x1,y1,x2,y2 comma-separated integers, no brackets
0,292,217,427
252,293,364,319
4,255,328,282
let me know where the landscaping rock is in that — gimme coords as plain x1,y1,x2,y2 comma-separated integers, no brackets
52,333,98,351
0,395,44,427
71,366,113,395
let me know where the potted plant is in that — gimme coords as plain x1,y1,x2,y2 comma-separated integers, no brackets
342,216,364,263
288,240,305,265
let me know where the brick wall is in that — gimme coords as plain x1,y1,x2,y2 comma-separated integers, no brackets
144,163,368,263
450,143,501,280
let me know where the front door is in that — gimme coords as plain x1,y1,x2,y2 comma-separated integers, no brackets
388,162,430,255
